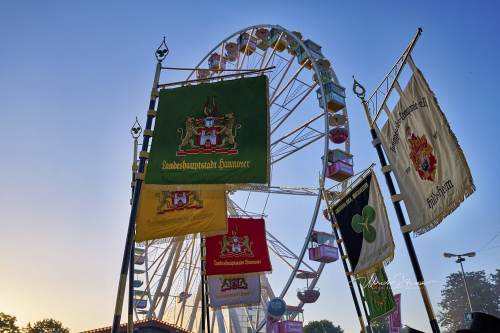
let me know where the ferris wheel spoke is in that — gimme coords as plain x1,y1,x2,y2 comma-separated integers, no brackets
270,60,309,106
186,283,202,331
175,239,200,326
271,132,324,165
271,112,323,147
270,80,312,125
268,55,295,101
227,197,266,218
235,185,318,197
266,231,316,273
229,308,244,333
214,309,227,333
141,243,170,311
147,238,184,318
270,82,317,135
157,237,188,318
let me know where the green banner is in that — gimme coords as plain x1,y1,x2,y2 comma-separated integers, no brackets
146,75,269,186
358,267,396,321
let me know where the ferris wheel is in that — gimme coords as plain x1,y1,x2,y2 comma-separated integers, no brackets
133,24,352,333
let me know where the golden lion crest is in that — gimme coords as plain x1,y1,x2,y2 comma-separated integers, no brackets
156,191,203,214
219,229,254,258
177,96,241,156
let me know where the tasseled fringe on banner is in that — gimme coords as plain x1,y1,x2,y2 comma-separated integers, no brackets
412,183,475,237
411,66,476,237
353,245,395,277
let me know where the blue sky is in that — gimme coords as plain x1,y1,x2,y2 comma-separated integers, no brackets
0,1,499,332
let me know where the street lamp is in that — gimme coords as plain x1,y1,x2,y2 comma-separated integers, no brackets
443,252,476,313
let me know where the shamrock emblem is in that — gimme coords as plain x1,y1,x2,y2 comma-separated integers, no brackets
351,205,376,243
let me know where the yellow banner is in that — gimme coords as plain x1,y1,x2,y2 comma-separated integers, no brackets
135,184,227,241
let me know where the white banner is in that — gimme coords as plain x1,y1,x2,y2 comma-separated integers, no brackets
380,66,474,235
207,274,261,308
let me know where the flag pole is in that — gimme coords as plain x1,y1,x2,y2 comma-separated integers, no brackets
322,189,367,333
200,235,206,333
203,237,211,333
111,38,169,333
127,119,142,333
355,280,373,333
352,72,440,332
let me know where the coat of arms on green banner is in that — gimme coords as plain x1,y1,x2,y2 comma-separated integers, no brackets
357,267,396,321
146,75,269,186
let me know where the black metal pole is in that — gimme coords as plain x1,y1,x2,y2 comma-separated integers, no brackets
205,266,211,333
355,279,373,333
128,240,135,333
368,127,440,333
200,236,206,333
111,38,167,331
128,130,140,333
323,190,367,333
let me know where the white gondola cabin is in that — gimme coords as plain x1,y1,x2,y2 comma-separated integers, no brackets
135,299,147,309
286,31,303,55
268,28,288,52
324,149,354,182
225,42,238,62
196,68,210,80
237,32,257,55
134,247,145,255
297,289,320,303
308,231,339,263
297,39,323,69
328,113,347,127
329,127,349,144
295,270,320,303
278,306,304,333
134,255,145,265
316,81,346,113
255,28,270,50
208,53,225,73
312,59,334,84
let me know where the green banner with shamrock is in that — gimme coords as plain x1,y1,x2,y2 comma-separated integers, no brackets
332,170,394,275
145,75,269,186
357,267,396,321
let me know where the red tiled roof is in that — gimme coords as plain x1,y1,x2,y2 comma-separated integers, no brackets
80,318,192,333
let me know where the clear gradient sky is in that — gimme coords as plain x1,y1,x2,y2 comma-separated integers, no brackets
1,1,499,332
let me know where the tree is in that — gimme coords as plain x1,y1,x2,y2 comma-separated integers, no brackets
304,320,343,333
491,269,500,313
369,318,389,333
0,312,20,333
438,270,498,333
23,319,69,333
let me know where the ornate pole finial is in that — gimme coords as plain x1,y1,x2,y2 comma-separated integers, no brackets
130,117,142,139
352,76,366,102
155,36,169,62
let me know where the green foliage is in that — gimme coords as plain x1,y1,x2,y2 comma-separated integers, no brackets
23,319,69,333
0,313,20,333
492,269,500,313
304,320,344,333
438,270,499,333
369,317,389,333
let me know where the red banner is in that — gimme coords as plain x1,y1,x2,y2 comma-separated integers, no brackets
205,217,272,275
389,293,402,332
